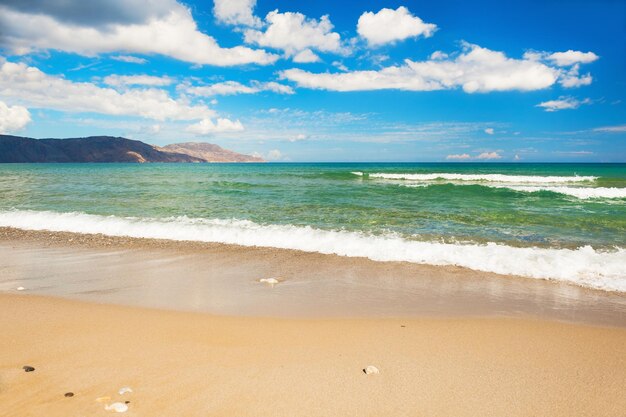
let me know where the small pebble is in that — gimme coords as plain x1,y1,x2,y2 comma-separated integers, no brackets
64,392,74,398
23,366,35,372
363,365,380,375
16,286,25,291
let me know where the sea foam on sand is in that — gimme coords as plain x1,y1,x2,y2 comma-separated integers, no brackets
1,209,624,292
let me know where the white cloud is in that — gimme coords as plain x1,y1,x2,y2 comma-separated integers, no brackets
293,49,321,63
186,118,244,135
357,7,436,46
593,124,626,133
559,64,592,88
289,133,309,142
446,153,471,160
104,74,174,87
182,80,294,96
0,59,214,121
213,0,261,27
282,43,560,93
244,11,344,57
484,128,494,135
536,96,591,112
0,2,277,66
110,55,148,64
476,151,502,160
332,61,348,71
547,50,599,66
266,149,283,160
430,51,448,60
0,100,31,133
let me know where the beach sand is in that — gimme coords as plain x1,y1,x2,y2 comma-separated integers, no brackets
1,293,625,417
1,228,626,416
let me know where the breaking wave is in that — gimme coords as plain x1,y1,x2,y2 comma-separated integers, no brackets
0,209,624,292
352,171,598,183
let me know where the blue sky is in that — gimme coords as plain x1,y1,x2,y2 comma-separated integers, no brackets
0,0,624,162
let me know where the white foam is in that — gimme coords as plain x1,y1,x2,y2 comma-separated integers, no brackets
502,186,626,199
399,183,626,200
352,171,598,183
1,210,624,292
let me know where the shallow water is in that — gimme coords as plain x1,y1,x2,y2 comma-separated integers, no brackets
0,162,624,290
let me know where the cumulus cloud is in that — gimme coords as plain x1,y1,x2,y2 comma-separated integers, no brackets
0,100,31,133
103,74,174,87
182,80,294,96
292,49,321,63
186,117,244,135
559,64,592,88
0,59,214,121
476,151,502,160
357,7,436,46
282,43,561,93
244,11,344,57
110,55,148,64
0,1,277,66
0,0,176,27
536,96,591,112
446,153,471,160
484,128,494,135
213,0,260,27
547,50,599,66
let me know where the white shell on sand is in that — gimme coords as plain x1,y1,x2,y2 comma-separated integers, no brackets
105,402,128,413
364,365,380,375
259,278,279,285
16,286,25,291
118,387,132,395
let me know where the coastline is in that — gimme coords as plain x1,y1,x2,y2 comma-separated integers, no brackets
2,293,625,417
1,227,625,326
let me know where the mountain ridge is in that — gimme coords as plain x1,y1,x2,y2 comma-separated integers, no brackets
0,135,264,163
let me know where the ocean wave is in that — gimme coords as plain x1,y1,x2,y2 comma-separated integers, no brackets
352,171,598,183
399,183,626,199
497,185,626,199
0,210,624,292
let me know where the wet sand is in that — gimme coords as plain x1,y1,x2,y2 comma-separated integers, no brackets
1,293,625,417
1,227,625,326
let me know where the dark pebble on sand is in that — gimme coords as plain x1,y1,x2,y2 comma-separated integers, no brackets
23,366,35,372
125,401,131,404
64,392,74,398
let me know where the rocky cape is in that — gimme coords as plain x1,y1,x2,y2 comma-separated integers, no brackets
0,135,264,163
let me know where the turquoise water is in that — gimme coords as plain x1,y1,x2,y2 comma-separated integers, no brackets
0,163,625,290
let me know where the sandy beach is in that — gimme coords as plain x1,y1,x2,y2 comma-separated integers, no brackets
1,293,625,417
0,228,625,416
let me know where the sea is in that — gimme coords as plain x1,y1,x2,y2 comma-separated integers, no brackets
0,163,624,292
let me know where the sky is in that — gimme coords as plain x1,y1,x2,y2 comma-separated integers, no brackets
0,0,624,162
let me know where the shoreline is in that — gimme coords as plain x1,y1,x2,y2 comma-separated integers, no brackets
1,227,625,326
1,293,625,417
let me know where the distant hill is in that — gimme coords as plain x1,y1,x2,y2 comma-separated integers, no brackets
0,135,264,163
161,142,264,163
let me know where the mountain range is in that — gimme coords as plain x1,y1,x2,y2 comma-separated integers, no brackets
0,135,264,163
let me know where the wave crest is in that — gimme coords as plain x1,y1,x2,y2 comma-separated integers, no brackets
352,171,598,183
0,210,624,292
